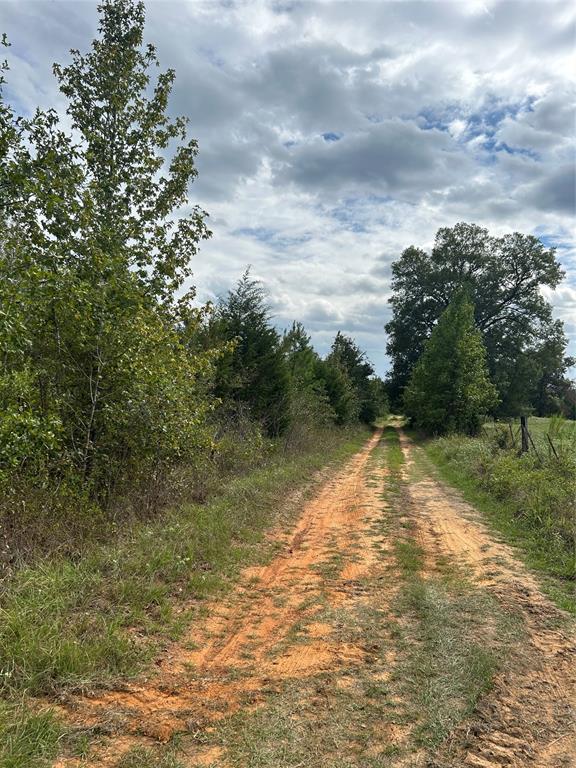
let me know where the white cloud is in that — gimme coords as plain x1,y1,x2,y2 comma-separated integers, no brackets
2,0,575,373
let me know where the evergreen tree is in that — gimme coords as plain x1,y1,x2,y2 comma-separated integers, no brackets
316,357,359,425
282,322,334,426
404,292,498,435
328,332,375,423
213,272,291,436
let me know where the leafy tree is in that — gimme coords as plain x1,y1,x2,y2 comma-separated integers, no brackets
404,291,499,435
531,321,575,416
385,223,565,414
213,272,291,436
0,0,214,498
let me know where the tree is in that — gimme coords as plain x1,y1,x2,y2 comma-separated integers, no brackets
328,332,376,423
385,223,565,414
367,377,389,420
0,0,214,499
404,291,499,435
315,357,358,426
282,322,334,427
213,272,291,436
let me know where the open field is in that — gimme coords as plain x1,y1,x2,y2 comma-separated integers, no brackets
483,416,576,458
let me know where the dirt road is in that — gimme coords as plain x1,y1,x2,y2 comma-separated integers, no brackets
55,427,575,767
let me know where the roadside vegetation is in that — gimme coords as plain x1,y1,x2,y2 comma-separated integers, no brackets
0,2,386,765
424,416,575,611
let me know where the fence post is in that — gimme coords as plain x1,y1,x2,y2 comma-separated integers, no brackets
520,415,529,454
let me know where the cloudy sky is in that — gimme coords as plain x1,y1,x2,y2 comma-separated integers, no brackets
2,0,575,374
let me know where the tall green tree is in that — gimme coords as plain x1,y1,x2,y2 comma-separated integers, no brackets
328,332,376,423
404,291,499,435
213,272,291,437
0,0,214,498
385,223,565,414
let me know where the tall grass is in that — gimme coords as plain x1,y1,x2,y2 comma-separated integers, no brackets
426,427,575,610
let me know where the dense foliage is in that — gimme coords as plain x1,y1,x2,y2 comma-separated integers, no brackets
0,3,386,559
385,222,573,417
404,292,499,435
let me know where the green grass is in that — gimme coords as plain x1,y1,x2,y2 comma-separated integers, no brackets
381,424,404,473
381,427,521,756
0,702,62,768
423,433,576,614
391,531,519,752
483,415,576,457
0,425,371,767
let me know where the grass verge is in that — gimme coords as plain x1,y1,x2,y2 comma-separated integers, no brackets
422,435,576,614
0,425,370,768
383,427,520,756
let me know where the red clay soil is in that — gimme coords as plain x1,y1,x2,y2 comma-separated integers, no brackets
51,428,575,767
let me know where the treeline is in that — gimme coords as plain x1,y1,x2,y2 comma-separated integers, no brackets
0,1,386,558
385,222,575,434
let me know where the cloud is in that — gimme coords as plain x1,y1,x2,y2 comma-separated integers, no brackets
2,0,575,374
519,165,576,216
277,119,472,200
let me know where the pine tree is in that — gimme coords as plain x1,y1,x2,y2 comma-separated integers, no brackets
404,291,498,434
213,272,291,436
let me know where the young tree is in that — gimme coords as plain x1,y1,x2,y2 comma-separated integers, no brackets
385,223,565,413
404,291,499,435
213,272,291,437
0,1,214,499
328,332,376,423
282,322,335,428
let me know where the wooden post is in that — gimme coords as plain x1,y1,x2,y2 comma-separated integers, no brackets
520,416,529,454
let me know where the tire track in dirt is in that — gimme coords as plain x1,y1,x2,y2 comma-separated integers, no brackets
53,428,390,766
399,431,576,768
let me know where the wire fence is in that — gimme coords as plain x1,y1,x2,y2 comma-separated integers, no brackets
482,416,576,464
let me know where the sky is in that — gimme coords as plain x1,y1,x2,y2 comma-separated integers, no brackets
2,0,575,376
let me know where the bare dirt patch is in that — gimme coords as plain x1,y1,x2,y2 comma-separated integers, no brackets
54,429,392,766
